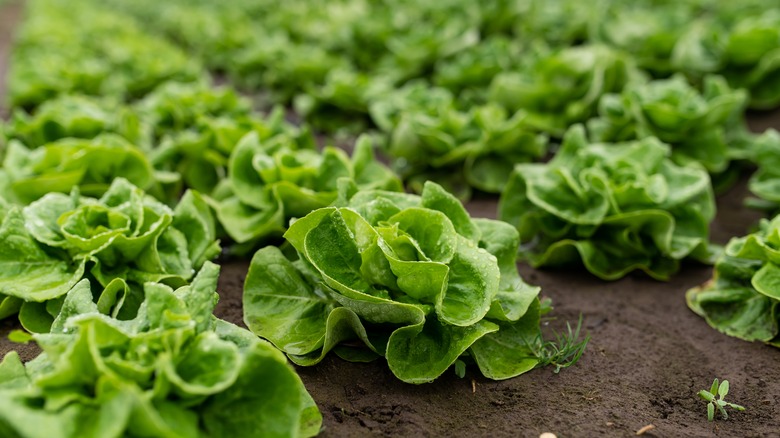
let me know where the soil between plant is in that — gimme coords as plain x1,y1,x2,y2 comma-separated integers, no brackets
0,3,778,436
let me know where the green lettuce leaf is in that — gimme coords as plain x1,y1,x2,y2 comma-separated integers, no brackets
137,81,267,195
1,79,302,205
587,74,749,174
0,208,85,304
372,83,548,198
748,129,780,214
499,125,715,280
591,2,701,77
0,262,322,438
293,67,393,134
671,8,780,109
0,134,153,204
432,36,523,101
0,178,219,329
3,94,142,149
214,132,402,248
488,44,635,136
245,181,543,383
687,215,780,347
722,10,780,109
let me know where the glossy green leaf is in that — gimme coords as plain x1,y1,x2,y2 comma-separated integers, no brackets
244,247,333,355
471,299,542,379
687,217,780,347
500,125,714,280
0,178,219,325
246,182,542,382
0,208,85,303
0,263,321,437
217,131,401,246
588,74,749,174
386,318,498,384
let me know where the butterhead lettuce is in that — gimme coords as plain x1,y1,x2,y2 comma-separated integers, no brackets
747,129,780,214
0,134,154,205
687,216,780,348
0,178,220,332
488,44,635,136
244,181,544,383
587,74,750,175
371,83,547,199
0,262,322,438
499,125,715,280
213,132,402,251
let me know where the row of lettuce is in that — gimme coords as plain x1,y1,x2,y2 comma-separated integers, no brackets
35,0,779,202
0,158,324,435
0,148,556,433
0,1,779,435
10,0,780,201
90,0,780,111
6,75,779,295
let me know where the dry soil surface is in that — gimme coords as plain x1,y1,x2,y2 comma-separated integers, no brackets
0,3,778,437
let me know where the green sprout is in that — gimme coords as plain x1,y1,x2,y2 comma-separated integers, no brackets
454,359,467,379
529,315,590,374
698,378,746,421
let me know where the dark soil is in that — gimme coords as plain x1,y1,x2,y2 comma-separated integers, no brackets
0,3,778,437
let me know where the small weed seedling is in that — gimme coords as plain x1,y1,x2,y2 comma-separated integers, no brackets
452,315,589,379
697,379,745,421
529,315,590,373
